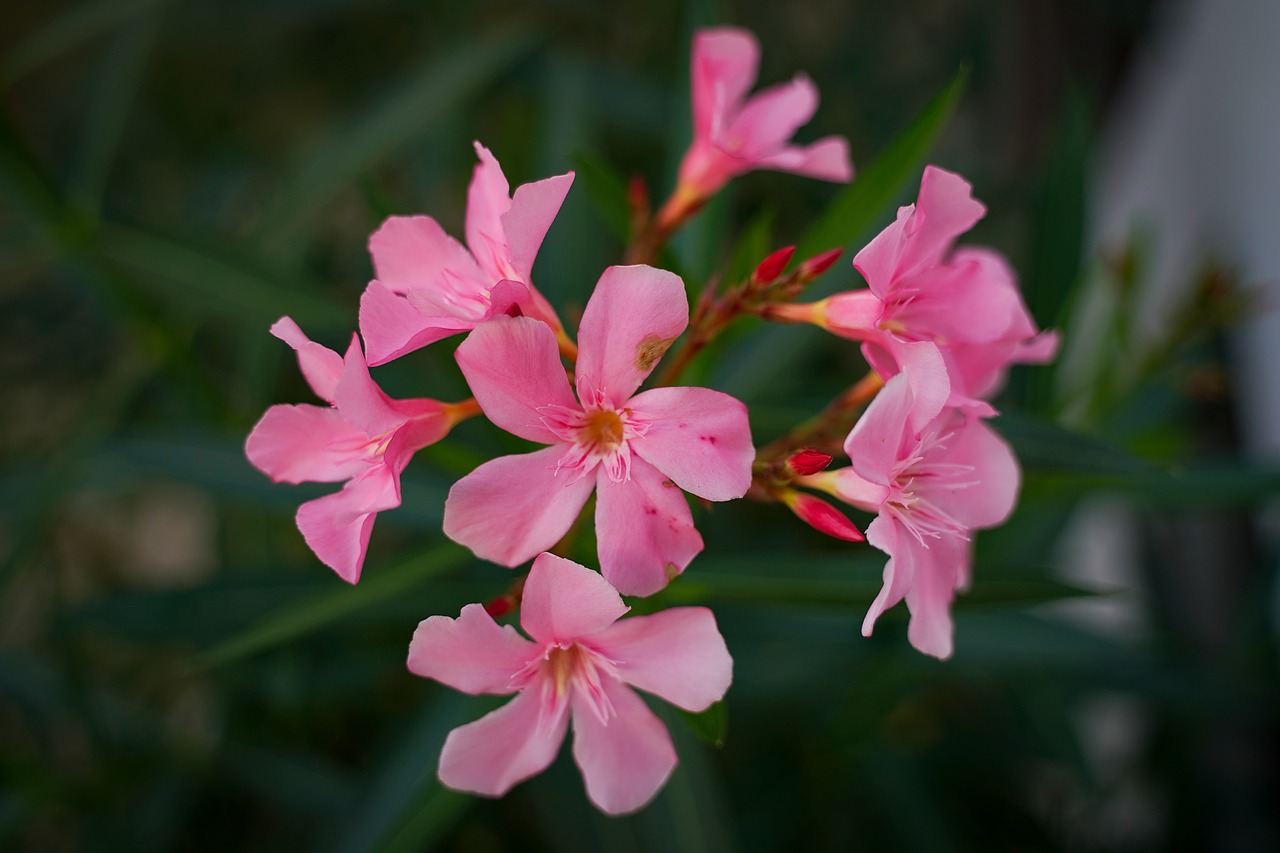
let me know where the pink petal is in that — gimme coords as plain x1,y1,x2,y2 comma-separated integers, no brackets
504,170,574,282
756,135,853,182
358,280,472,366
571,678,677,815
408,603,536,694
270,317,343,403
368,215,485,302
464,142,514,282
594,456,703,597
438,688,568,798
822,290,883,339
295,467,400,583
723,75,818,160
454,315,579,444
844,373,915,487
519,552,629,646
331,335,412,438
827,467,890,513
860,339,950,434
588,607,732,712
927,416,1020,531
443,446,596,568
892,249,1022,344
691,27,760,140
245,404,370,484
575,265,689,402
903,532,968,659
861,514,914,637
628,386,754,501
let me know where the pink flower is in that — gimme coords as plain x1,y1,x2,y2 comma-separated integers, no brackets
801,372,1020,658
407,552,733,814
358,141,573,365
771,166,1056,412
443,265,755,596
673,27,852,208
245,318,466,582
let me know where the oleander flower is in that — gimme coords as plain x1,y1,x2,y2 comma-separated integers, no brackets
443,264,754,596
671,26,852,211
245,318,467,582
801,371,1020,658
407,552,733,814
359,141,573,365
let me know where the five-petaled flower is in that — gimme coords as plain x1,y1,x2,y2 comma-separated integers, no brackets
769,166,1056,413
245,318,470,582
668,26,853,220
408,552,733,814
800,371,1020,658
359,141,573,365
443,264,755,596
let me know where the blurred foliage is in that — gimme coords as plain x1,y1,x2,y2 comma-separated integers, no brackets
2,1,1277,851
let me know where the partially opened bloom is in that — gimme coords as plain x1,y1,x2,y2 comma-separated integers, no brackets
670,27,852,215
408,552,733,814
770,166,1056,412
444,264,754,596
801,372,1020,658
245,318,469,582
359,142,573,365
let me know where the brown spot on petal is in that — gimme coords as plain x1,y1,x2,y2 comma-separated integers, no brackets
664,562,681,583
635,335,674,372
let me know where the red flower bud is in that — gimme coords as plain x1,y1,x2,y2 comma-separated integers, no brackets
785,448,833,476
752,245,796,285
780,490,864,542
797,247,843,282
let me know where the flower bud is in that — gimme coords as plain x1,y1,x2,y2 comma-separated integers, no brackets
785,448,833,476
752,246,796,286
780,489,864,542
797,248,843,282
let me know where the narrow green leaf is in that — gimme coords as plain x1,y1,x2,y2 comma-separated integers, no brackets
795,66,970,262
191,543,471,669
260,26,541,245
567,151,631,241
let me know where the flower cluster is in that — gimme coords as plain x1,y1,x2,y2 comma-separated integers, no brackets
245,25,1053,814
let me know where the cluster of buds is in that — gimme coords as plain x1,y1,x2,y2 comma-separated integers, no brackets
245,25,1052,814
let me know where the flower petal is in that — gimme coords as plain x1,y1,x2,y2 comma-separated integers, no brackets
723,75,818,160
245,404,369,484
504,170,574,283
691,27,760,140
575,265,689,402
903,532,968,660
861,514,914,638
628,386,754,501
443,446,596,568
520,552,629,646
368,214,485,302
571,679,677,815
844,373,915,487
464,142,514,281
332,334,412,438
455,315,578,444
295,467,400,583
589,607,732,712
358,280,473,366
270,317,343,403
438,688,568,798
928,416,1020,531
408,603,536,694
755,135,853,182
594,456,703,597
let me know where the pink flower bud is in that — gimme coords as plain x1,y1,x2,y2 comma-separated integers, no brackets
752,246,795,285
780,490,864,542
785,448,833,476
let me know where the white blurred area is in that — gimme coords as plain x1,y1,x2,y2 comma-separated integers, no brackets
1060,0,1280,455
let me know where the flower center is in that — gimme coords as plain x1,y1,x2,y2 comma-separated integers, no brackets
535,642,617,725
580,409,625,451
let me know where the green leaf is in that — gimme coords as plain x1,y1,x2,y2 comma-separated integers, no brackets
260,26,541,245
567,151,631,241
795,65,970,263
192,543,471,669
677,700,727,748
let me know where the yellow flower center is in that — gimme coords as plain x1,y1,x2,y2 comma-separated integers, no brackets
580,409,625,451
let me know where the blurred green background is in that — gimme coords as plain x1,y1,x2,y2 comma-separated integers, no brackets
3,0,1278,850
